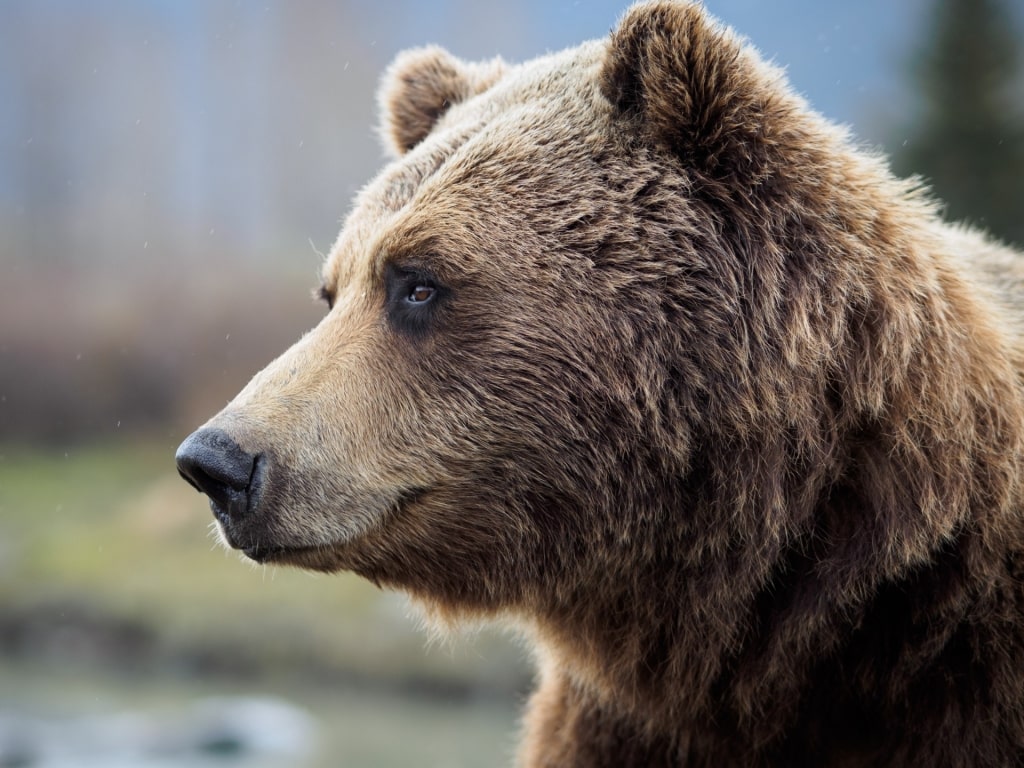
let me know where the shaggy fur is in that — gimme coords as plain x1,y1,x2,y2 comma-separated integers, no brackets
179,2,1024,765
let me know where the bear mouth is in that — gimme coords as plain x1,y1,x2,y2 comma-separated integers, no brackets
238,541,354,573
241,542,309,565
231,486,429,570
240,543,282,562
215,515,356,570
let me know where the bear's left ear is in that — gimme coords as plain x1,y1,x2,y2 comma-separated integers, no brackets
379,46,506,157
601,1,794,183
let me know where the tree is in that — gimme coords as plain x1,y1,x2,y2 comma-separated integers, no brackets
893,0,1024,248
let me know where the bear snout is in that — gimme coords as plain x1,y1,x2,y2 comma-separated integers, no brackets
176,427,264,540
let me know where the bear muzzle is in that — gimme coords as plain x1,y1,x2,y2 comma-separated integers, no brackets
176,427,269,557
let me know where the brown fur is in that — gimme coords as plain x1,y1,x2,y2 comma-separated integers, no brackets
181,2,1024,765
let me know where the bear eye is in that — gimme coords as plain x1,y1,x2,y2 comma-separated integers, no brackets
385,263,446,337
407,284,436,304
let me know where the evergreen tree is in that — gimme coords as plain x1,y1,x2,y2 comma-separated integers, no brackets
893,0,1024,247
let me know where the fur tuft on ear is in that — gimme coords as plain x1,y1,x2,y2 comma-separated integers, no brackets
378,46,506,157
600,1,794,182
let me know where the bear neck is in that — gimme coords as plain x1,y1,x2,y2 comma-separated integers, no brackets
529,291,1024,756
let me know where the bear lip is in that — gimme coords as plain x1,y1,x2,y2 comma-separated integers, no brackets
240,541,345,572
230,486,429,568
241,543,283,563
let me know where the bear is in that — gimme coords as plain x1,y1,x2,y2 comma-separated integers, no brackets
176,2,1024,766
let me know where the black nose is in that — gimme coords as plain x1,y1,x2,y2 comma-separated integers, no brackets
175,427,260,524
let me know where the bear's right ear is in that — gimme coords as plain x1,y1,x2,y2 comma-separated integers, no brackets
600,1,793,183
378,46,506,157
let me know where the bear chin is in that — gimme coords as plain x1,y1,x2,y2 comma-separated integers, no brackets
240,543,338,570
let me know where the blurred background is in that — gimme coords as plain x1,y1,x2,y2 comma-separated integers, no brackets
1,0,1022,766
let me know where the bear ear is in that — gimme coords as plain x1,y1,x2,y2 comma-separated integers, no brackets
600,1,790,182
378,46,506,157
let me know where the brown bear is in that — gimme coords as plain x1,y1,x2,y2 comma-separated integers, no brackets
176,2,1024,765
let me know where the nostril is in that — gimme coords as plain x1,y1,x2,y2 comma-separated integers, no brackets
177,457,234,509
175,428,259,518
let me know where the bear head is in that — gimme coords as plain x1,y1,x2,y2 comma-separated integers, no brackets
177,0,1019,661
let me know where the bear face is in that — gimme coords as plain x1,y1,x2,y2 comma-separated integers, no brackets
177,2,1024,765
180,9,819,600
182,43,646,605
181,39,702,606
